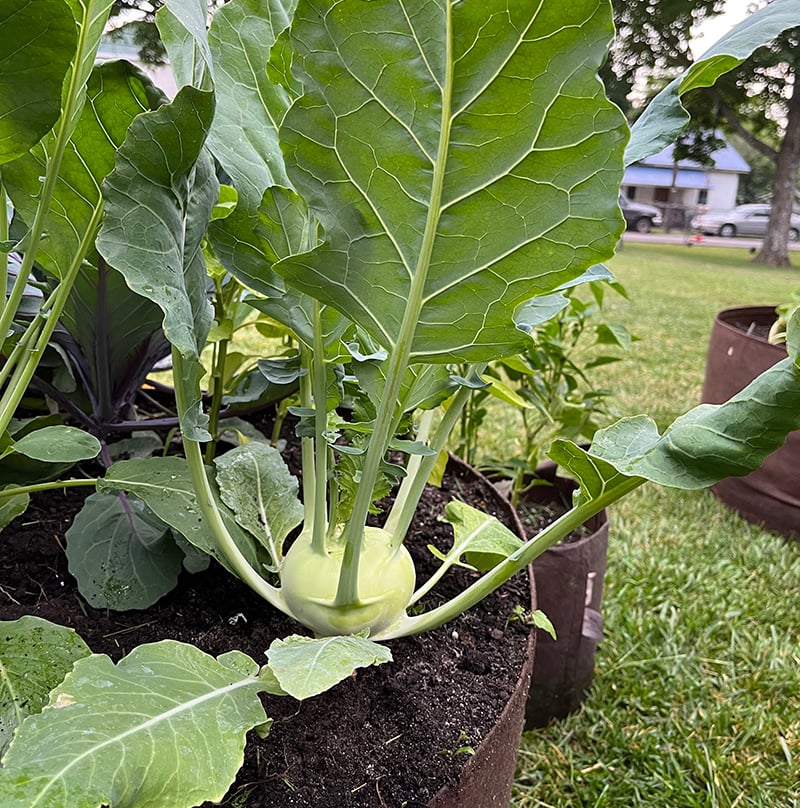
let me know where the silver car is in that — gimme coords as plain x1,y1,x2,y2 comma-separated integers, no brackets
691,204,800,241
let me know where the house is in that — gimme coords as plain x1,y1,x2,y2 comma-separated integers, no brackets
621,138,750,226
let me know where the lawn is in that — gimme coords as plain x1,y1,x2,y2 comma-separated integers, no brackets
510,242,800,807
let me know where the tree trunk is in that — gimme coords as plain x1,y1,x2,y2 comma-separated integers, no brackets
753,82,800,268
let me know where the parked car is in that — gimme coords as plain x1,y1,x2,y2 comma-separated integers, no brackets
691,204,800,240
619,195,663,233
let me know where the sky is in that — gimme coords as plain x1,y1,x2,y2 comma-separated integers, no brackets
691,0,756,58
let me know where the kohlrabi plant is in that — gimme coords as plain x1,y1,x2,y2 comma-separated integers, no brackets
2,0,800,805
90,0,800,643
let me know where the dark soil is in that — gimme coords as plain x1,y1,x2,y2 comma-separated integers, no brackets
0,453,532,807
729,317,773,343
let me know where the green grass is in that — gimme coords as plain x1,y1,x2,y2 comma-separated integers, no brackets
510,243,800,807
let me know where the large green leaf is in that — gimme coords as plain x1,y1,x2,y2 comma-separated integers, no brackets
205,0,297,290
160,0,300,296
0,0,76,164
550,357,800,499
0,617,91,756
98,456,263,575
0,642,269,808
214,442,303,570
3,61,163,280
65,492,184,610
96,85,218,439
276,0,627,362
626,0,800,165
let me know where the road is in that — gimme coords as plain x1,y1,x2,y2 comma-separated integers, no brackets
621,231,800,251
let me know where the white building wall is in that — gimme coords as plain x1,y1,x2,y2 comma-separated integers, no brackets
705,172,740,212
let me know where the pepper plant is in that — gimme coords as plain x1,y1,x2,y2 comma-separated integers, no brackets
1,0,800,805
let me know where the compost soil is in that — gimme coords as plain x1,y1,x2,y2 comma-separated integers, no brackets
0,451,531,807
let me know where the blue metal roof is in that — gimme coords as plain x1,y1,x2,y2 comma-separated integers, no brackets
639,139,750,174
622,165,711,189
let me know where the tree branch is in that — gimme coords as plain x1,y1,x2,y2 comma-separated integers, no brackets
709,88,778,161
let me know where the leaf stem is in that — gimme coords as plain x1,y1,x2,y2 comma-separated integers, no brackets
375,476,643,640
384,379,476,548
0,200,104,434
0,477,98,500
299,344,316,531
172,349,289,614
311,300,329,555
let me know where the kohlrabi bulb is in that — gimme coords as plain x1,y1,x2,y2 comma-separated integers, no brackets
280,526,416,636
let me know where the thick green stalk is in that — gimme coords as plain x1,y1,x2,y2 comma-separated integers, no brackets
375,476,643,640
0,201,104,433
172,349,289,614
334,4,456,607
384,379,477,549
310,300,330,555
1,186,8,306
0,317,43,391
298,344,316,533
203,337,229,464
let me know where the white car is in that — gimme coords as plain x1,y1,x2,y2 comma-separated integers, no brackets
691,204,800,240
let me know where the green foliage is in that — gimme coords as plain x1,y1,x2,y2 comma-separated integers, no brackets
0,0,77,165
64,492,184,610
2,3,800,804
455,273,634,505
267,633,392,699
0,617,91,756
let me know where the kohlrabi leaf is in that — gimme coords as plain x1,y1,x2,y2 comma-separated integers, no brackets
3,61,164,281
626,0,799,165
267,634,392,700
160,0,301,295
788,309,800,364
0,641,269,808
99,456,263,575
277,0,627,362
65,492,184,610
551,357,800,500
0,0,76,164
9,426,100,463
61,0,116,138
205,0,297,286
514,293,570,334
444,499,524,572
0,486,29,531
0,617,91,756
351,360,457,416
214,442,304,570
96,86,218,440
250,285,349,352
155,0,214,90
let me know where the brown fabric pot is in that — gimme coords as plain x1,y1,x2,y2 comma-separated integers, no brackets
511,461,609,728
701,306,800,539
429,457,536,807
